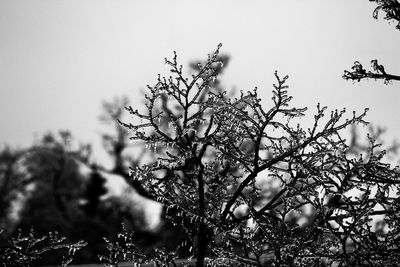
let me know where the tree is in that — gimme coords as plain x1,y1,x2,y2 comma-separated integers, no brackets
0,147,27,235
343,0,400,82
115,44,400,266
0,131,90,237
99,96,132,177
0,132,89,266
0,104,176,264
0,132,97,264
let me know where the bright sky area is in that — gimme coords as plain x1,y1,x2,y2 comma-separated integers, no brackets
1,0,399,167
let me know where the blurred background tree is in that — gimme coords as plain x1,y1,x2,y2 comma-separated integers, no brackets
0,98,142,264
99,95,132,177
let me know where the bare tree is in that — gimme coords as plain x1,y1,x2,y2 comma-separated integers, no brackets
110,45,400,266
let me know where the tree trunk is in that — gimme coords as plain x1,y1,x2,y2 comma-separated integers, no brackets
196,222,209,267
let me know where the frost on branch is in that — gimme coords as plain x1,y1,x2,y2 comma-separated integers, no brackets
119,45,400,266
343,60,400,83
0,228,86,266
99,223,176,267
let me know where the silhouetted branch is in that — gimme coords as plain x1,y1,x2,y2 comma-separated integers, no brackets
343,60,400,83
343,1,400,83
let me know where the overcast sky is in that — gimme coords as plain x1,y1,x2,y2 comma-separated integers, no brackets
1,0,399,167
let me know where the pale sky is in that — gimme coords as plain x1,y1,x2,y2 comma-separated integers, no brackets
1,0,399,167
